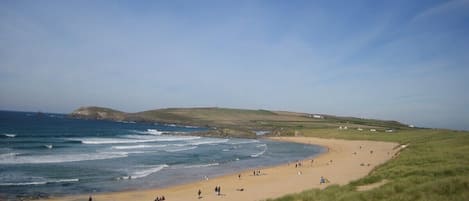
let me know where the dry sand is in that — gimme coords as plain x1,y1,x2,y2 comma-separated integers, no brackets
41,137,399,201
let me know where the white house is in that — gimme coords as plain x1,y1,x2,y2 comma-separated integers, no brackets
370,129,377,132
313,114,323,119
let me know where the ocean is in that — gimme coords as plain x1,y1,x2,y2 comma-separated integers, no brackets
0,111,324,200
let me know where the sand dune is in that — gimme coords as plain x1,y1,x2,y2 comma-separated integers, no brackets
42,137,399,201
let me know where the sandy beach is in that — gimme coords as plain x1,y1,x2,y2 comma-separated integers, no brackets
41,137,399,201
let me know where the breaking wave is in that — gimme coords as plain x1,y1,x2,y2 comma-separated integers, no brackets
0,152,128,164
165,146,198,152
69,135,201,145
0,178,79,186
228,139,260,145
3,133,16,138
111,144,167,150
188,139,229,146
183,163,219,168
251,144,268,157
119,165,168,180
133,129,163,135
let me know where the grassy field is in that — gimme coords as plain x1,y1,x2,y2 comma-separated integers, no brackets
267,128,469,201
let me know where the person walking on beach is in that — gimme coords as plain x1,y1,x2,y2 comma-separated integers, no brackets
214,186,218,195
198,189,202,199
320,176,326,184
218,185,221,196
88,196,92,201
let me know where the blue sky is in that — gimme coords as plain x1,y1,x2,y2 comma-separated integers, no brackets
1,0,468,130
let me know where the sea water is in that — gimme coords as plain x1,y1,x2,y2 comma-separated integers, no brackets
0,111,324,200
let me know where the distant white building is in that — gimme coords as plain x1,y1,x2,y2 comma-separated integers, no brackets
357,128,363,131
385,129,394,133
370,129,377,132
409,125,415,128
313,114,323,119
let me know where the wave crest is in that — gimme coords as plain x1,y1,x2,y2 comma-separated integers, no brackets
119,165,168,180
0,178,79,186
184,163,219,168
0,152,128,164
3,133,16,138
251,144,268,157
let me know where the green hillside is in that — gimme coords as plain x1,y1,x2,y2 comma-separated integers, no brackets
71,106,410,138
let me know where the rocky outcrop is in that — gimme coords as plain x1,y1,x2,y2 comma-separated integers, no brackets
70,106,126,121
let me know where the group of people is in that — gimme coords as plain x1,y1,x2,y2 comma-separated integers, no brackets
214,185,222,196
154,195,165,201
253,169,261,176
294,160,303,168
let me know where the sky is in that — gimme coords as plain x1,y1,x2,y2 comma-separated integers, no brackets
1,0,468,130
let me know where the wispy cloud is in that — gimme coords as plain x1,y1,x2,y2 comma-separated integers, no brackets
411,0,469,22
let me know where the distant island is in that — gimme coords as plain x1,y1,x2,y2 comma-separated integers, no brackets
71,106,410,138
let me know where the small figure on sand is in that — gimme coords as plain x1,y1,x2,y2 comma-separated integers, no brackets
88,195,92,201
320,176,326,184
214,185,221,196
198,189,202,199
238,174,241,179
370,150,374,154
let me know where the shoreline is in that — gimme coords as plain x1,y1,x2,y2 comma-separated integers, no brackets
40,137,399,201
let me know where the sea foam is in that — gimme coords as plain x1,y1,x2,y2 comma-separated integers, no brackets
3,133,16,138
183,163,219,168
0,152,128,164
0,178,79,186
188,139,229,146
119,164,168,180
111,144,167,150
165,146,198,152
70,135,200,145
251,144,268,157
